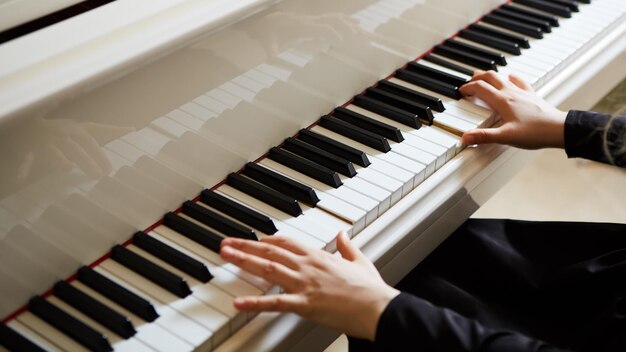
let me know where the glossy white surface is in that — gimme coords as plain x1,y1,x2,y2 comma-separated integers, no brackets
0,0,624,350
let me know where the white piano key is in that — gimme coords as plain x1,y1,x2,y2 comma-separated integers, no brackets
196,200,332,247
232,75,266,94
309,125,416,194
385,77,490,119
126,245,233,342
244,69,278,88
220,82,256,103
151,116,188,138
449,37,551,74
342,102,458,163
97,262,214,348
298,205,352,244
163,213,273,292
17,312,88,352
71,281,193,352
46,296,151,352
414,125,462,157
147,229,266,300
256,159,371,228
207,88,241,109
443,104,490,126
390,142,437,177
6,320,60,352
217,184,356,245
340,176,392,214
416,59,472,81
180,102,217,122
397,132,447,169
197,195,347,250
193,95,230,115
353,167,403,205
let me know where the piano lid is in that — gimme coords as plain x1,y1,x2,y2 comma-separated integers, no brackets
0,0,84,33
0,0,507,317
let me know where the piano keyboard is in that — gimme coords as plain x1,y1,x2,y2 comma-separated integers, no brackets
1,0,625,351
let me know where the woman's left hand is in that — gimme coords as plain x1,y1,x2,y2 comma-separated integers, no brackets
220,232,400,340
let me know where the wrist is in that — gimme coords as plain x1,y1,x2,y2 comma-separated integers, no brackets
544,109,567,148
363,286,400,341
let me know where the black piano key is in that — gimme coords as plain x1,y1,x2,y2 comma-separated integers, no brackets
29,296,112,352
133,231,213,283
459,29,522,55
77,267,159,323
243,161,320,205
540,0,579,12
318,115,391,152
110,245,192,299
362,88,433,125
422,54,475,78
573,0,590,3
406,61,470,85
432,44,499,71
53,281,136,339
493,8,552,32
501,4,560,26
164,212,224,252
443,39,508,66
296,129,370,167
512,0,572,17
395,68,462,100
353,94,426,127
0,324,46,352
333,106,404,142
282,138,357,177
469,23,530,48
199,190,277,234
227,172,305,215
377,79,445,112
268,147,343,189
181,201,257,241
482,14,544,39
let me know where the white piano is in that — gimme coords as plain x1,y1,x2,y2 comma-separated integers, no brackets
0,0,624,351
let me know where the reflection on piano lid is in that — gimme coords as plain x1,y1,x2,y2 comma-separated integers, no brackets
1,0,625,351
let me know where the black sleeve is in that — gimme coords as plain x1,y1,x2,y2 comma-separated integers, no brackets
564,110,626,167
349,293,565,352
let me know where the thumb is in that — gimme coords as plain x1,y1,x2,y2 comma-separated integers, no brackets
336,231,364,262
461,127,504,145
508,74,533,92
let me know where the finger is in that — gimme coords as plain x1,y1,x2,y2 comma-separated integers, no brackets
16,152,35,181
84,122,135,144
233,294,307,314
472,69,486,79
56,137,102,178
71,132,112,175
461,127,505,145
508,73,533,92
220,245,300,289
260,235,312,256
336,231,365,262
221,237,301,270
471,70,507,89
459,80,506,111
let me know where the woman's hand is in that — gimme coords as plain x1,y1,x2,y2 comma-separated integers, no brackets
459,70,567,149
220,232,400,341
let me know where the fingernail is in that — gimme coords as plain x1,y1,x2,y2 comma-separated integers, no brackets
221,246,233,256
462,135,476,145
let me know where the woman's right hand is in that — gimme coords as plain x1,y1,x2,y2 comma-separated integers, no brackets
220,232,400,341
459,70,567,149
